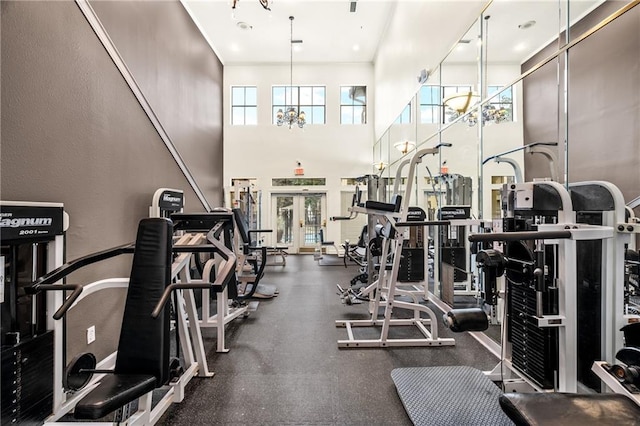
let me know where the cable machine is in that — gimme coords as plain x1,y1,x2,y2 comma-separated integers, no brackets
1,201,68,425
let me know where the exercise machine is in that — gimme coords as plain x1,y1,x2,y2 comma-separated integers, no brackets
232,179,287,266
392,179,640,424
32,217,235,424
232,207,278,299
150,188,257,345
335,145,455,348
1,201,68,425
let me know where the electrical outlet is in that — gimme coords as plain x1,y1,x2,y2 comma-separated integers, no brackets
87,325,96,344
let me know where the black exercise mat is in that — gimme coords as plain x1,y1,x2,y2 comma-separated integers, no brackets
391,366,513,426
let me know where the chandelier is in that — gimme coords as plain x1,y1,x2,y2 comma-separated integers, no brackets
277,16,306,129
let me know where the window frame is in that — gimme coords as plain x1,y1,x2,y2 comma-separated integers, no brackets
231,86,258,125
340,85,367,125
272,85,326,125
487,85,514,122
419,85,442,124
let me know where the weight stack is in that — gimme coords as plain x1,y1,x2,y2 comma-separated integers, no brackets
508,284,557,389
398,247,425,282
1,331,54,425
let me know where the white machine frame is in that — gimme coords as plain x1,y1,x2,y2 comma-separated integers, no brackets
335,146,455,349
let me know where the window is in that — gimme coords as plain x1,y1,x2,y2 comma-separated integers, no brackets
272,178,326,186
272,86,325,125
442,85,473,123
419,85,441,124
231,86,257,125
487,85,514,122
340,86,367,124
394,103,411,124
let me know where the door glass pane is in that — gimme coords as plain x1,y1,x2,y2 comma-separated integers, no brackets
303,195,322,246
276,196,294,245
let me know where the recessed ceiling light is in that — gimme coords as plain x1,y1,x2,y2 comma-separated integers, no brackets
236,21,252,30
514,42,527,52
518,20,536,30
353,44,360,51
230,43,240,52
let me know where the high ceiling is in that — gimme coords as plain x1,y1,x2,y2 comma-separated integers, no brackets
183,0,396,64
183,0,604,66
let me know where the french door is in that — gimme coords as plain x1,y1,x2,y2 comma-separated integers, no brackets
271,193,327,254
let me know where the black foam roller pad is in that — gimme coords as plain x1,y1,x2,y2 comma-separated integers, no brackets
443,308,489,332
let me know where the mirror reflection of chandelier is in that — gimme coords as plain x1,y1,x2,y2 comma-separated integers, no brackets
443,91,508,126
444,15,508,127
277,16,306,129
393,140,416,154
443,92,479,116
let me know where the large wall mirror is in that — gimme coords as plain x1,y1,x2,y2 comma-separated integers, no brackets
372,0,639,349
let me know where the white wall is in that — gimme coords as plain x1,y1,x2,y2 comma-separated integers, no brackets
373,1,487,140
223,63,375,246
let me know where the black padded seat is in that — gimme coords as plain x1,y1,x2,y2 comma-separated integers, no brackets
232,208,287,252
73,375,157,419
364,195,402,213
74,218,173,420
319,229,334,246
499,392,640,426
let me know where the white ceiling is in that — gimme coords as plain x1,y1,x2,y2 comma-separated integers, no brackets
445,0,604,65
183,0,604,66
183,0,397,64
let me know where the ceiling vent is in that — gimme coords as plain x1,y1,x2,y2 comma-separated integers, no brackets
350,1,357,13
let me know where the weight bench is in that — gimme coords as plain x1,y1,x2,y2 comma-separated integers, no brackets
73,218,173,420
499,392,640,426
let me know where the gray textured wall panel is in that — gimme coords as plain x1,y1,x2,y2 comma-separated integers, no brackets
522,3,640,203
90,0,224,207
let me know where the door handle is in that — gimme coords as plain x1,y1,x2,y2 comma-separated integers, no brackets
299,220,303,228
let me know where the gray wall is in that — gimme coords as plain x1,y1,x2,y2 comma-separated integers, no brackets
522,2,640,204
1,0,223,359
90,0,224,208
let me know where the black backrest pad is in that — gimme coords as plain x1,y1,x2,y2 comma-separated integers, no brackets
232,208,251,244
114,218,173,386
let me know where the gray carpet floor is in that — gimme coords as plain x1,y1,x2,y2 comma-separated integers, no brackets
158,255,500,425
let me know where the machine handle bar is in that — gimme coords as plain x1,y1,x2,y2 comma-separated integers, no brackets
468,230,572,243
482,142,558,165
330,215,354,221
33,243,135,286
25,283,83,320
152,282,213,318
396,220,450,227
152,248,237,318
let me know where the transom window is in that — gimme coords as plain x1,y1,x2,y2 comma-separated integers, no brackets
340,86,367,124
231,86,257,125
272,86,326,125
272,178,326,186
